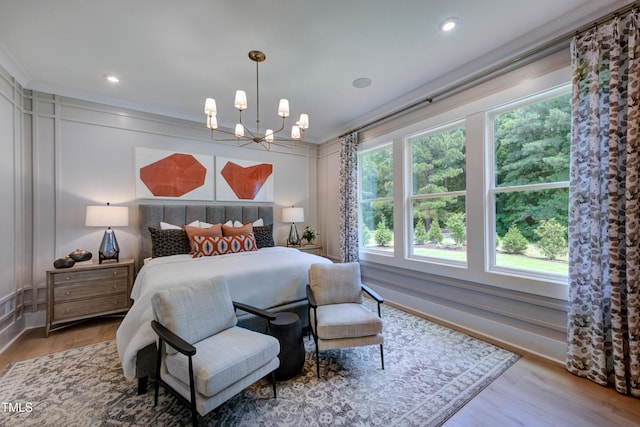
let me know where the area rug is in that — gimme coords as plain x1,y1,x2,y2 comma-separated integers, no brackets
0,305,519,427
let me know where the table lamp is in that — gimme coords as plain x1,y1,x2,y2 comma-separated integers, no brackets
85,203,129,263
282,207,304,246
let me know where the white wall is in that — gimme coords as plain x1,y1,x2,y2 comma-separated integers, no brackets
0,77,320,350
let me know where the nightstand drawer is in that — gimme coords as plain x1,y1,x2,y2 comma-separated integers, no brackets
54,279,128,302
54,293,129,322
52,266,129,284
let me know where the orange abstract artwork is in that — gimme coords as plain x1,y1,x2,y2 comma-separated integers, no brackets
140,153,207,197
220,161,273,200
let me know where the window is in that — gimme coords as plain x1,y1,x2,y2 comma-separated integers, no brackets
488,86,571,278
359,144,393,252
408,122,466,263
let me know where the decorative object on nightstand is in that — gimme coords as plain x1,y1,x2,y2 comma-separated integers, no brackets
46,258,135,336
85,203,129,263
53,257,75,269
68,249,92,262
302,226,316,244
282,206,304,246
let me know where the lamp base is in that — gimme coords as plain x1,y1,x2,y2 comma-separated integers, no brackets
98,228,120,264
286,224,300,247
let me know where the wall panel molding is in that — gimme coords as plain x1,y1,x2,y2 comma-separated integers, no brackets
360,260,568,363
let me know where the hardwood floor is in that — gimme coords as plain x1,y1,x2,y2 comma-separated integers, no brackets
1,318,638,426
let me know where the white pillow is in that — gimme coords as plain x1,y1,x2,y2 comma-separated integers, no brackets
160,220,200,229
223,218,264,227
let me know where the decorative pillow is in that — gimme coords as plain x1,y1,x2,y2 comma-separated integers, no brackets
192,233,258,257
222,223,253,236
185,224,223,252
253,224,275,248
148,227,191,257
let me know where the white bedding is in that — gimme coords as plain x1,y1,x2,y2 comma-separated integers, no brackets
116,246,331,379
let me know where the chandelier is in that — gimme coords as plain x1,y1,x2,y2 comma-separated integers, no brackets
204,50,309,150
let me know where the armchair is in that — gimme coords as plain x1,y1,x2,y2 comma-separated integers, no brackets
307,262,384,378
150,277,280,426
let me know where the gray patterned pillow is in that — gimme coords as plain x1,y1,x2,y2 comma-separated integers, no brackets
253,224,275,248
148,226,191,257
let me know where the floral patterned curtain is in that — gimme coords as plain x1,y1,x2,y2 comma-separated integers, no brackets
339,131,359,263
567,8,640,397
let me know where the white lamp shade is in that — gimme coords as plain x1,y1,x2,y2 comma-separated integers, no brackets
86,205,129,227
282,207,304,223
298,113,309,129
234,90,247,110
204,97,217,114
278,99,290,117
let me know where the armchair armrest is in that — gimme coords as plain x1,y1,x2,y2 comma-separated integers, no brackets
306,284,318,308
362,283,384,303
232,301,276,321
151,320,196,357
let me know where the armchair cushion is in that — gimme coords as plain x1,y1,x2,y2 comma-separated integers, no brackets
152,277,237,354
309,262,363,305
311,303,383,340
165,326,280,397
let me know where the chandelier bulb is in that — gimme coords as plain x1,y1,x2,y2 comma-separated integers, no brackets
298,113,309,130
278,99,290,117
291,125,301,140
235,124,244,138
204,98,217,114
207,114,218,129
265,129,274,142
234,90,247,110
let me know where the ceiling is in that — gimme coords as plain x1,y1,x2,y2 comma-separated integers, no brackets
0,0,634,144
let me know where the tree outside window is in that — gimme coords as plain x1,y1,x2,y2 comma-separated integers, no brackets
359,145,393,251
408,122,467,263
490,87,570,276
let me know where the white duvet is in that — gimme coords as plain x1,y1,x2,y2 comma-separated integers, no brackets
116,246,331,379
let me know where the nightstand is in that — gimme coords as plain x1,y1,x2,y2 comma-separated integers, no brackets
46,258,135,336
296,244,322,256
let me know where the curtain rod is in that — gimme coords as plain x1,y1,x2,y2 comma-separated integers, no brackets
340,1,640,139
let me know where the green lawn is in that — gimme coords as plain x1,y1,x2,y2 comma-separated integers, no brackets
368,242,569,275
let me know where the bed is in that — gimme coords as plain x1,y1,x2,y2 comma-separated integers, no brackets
115,204,331,392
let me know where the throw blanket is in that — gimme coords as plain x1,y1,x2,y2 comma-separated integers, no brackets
116,246,331,378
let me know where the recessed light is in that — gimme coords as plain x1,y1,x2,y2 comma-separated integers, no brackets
106,75,120,83
440,17,458,32
352,77,372,89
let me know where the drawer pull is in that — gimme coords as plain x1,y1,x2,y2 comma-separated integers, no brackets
65,276,70,281
65,291,70,295
113,271,118,275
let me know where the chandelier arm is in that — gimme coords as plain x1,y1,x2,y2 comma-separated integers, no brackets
211,127,254,142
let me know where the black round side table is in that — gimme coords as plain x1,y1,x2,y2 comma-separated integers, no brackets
270,312,305,380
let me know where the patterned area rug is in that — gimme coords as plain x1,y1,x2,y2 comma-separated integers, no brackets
0,306,519,426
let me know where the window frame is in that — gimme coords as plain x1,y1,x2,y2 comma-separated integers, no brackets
358,142,395,256
406,120,467,265
486,84,571,282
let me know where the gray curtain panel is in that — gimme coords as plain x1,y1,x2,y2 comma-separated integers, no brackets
339,132,360,263
567,8,640,398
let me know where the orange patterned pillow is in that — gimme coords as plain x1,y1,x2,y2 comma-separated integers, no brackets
191,233,258,257
185,224,222,252
222,223,253,236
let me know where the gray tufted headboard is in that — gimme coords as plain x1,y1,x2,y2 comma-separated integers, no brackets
137,204,273,268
